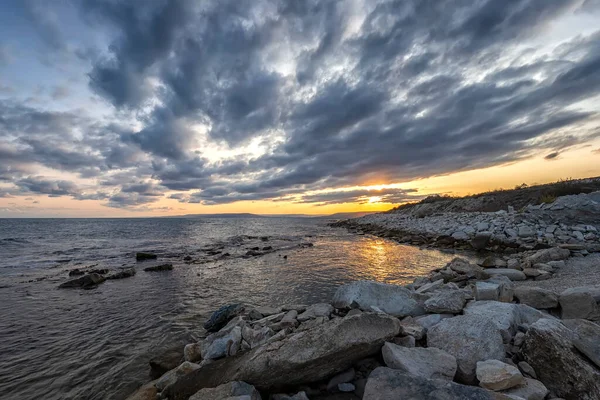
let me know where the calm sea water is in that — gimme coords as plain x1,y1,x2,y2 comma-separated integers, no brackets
0,217,460,400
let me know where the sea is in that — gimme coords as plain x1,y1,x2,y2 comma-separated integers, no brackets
0,217,461,400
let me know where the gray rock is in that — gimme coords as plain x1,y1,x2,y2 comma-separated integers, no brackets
391,335,416,347
155,361,201,391
106,267,136,280
254,306,282,316
362,367,513,400
143,263,173,272
424,290,466,314
500,378,548,400
242,325,273,349
271,392,309,400
58,273,105,289
189,381,261,400
521,318,600,400
476,359,525,391
507,259,520,270
475,282,500,301
204,304,244,332
164,313,401,397
201,326,242,360
463,301,548,343
562,319,600,369
518,226,534,238
337,383,355,392
522,268,541,277
149,345,185,379
487,275,514,302
471,232,492,250
452,231,470,240
526,247,570,265
517,361,536,378
326,368,355,391
399,317,426,339
485,268,527,281
184,343,202,362
332,281,425,317
427,315,505,384
297,303,333,322
382,342,457,381
413,313,453,331
514,287,558,309
559,286,600,321
415,278,444,294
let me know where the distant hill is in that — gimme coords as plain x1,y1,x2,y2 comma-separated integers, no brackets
316,211,379,219
169,211,379,219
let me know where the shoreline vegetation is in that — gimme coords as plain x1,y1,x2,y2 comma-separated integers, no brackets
124,180,600,400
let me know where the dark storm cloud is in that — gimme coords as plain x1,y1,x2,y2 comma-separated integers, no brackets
3,0,600,208
15,177,79,197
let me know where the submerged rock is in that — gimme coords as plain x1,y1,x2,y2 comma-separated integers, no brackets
332,281,425,317
362,367,513,400
68,268,85,276
144,263,173,272
189,381,261,400
427,315,505,384
58,273,105,289
106,268,136,280
164,313,401,397
136,252,157,261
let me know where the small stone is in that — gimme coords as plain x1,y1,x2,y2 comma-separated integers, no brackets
326,368,355,391
144,263,173,272
475,281,500,301
382,342,457,381
476,359,525,391
518,361,537,378
507,259,521,270
519,226,534,238
500,378,548,400
136,252,157,261
485,268,527,281
184,343,202,362
155,361,201,391
297,303,334,322
522,268,541,277
338,383,355,392
391,335,416,347
513,332,525,347
415,279,444,294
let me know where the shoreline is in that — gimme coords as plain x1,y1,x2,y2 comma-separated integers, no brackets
127,238,600,400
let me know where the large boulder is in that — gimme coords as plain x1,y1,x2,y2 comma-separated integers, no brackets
58,273,105,289
423,291,466,314
521,318,600,400
476,360,524,391
559,285,600,320
164,313,401,398
332,281,425,317
297,303,333,322
563,319,600,369
427,315,505,384
514,287,558,309
201,326,243,360
362,367,513,400
189,381,261,400
382,342,457,381
203,304,244,332
149,345,184,379
155,361,201,391
500,378,548,400
463,301,548,343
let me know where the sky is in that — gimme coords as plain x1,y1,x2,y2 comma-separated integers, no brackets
1,0,600,217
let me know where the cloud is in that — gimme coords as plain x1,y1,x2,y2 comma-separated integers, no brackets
3,1,600,209
51,85,69,100
297,188,422,205
544,151,560,160
593,148,600,154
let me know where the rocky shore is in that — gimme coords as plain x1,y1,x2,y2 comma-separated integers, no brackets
126,244,600,400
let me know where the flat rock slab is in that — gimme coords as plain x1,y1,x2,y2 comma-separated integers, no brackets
382,342,457,381
332,281,425,317
476,359,524,391
559,286,600,320
514,287,558,309
164,313,401,399
485,269,526,281
563,319,600,369
363,367,513,400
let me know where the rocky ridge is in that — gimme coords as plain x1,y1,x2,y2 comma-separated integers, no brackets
127,251,600,400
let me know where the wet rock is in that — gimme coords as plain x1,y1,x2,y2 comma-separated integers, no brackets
332,281,425,317
485,269,526,281
254,306,281,316
521,318,600,399
297,303,334,322
149,345,184,379
514,287,558,309
424,290,465,314
136,252,157,261
427,315,505,384
144,263,173,272
58,273,105,289
164,313,401,397
68,268,85,276
382,342,457,381
125,380,158,400
184,343,202,363
415,278,443,294
559,286,600,320
189,381,261,400
204,304,244,332
500,378,548,400
155,361,200,391
106,267,136,280
242,325,273,349
476,359,524,391
362,367,512,400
